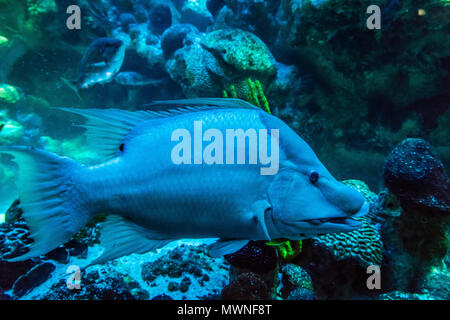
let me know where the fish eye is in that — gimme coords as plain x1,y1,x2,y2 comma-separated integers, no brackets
309,170,319,183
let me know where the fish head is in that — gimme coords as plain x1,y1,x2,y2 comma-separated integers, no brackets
267,167,369,239
97,38,125,60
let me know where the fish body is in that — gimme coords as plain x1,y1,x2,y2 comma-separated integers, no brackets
75,38,126,89
1,99,368,264
114,72,163,88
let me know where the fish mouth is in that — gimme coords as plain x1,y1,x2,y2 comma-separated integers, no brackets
303,201,370,233
305,217,361,228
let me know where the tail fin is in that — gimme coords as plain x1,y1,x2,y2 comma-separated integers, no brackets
61,77,82,101
0,146,92,261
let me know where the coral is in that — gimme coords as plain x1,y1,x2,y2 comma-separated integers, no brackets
221,272,269,300
281,263,313,298
266,239,302,261
44,269,137,300
0,84,21,104
312,180,383,267
142,244,211,281
26,0,56,17
222,78,271,113
201,29,277,80
166,35,224,97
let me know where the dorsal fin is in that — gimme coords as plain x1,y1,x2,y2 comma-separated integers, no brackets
62,98,261,161
144,98,261,111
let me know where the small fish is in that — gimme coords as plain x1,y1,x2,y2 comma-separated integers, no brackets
0,98,369,265
114,72,163,88
75,37,126,90
0,123,4,132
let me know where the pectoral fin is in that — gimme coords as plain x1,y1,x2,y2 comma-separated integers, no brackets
88,215,173,266
252,200,272,241
208,239,249,258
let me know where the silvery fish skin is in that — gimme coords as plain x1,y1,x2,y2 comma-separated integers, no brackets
115,72,163,87
0,99,369,264
75,38,126,89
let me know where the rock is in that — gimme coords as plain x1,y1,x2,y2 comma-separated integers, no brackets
0,259,36,291
123,275,149,300
13,262,56,297
224,241,278,274
141,244,226,286
64,239,88,258
381,140,450,292
131,288,150,300
180,276,191,293
296,240,381,299
152,294,173,300
44,270,135,300
168,281,179,292
119,13,137,32
221,272,269,300
281,264,313,298
383,138,450,213
180,0,214,31
161,24,199,57
45,246,69,264
166,36,224,97
149,4,172,34
131,24,165,71
286,287,315,300
0,117,25,145
0,84,21,104
201,29,277,80
206,0,225,16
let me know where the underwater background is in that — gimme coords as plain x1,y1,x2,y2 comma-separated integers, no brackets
0,0,448,300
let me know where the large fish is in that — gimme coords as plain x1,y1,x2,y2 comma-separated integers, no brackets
0,98,368,265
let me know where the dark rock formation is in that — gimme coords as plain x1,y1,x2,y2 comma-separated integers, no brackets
161,24,199,57
149,4,172,35
383,138,450,213
221,272,269,300
12,262,55,297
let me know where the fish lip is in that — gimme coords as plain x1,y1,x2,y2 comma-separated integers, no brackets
303,201,370,226
302,201,370,231
304,217,363,234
